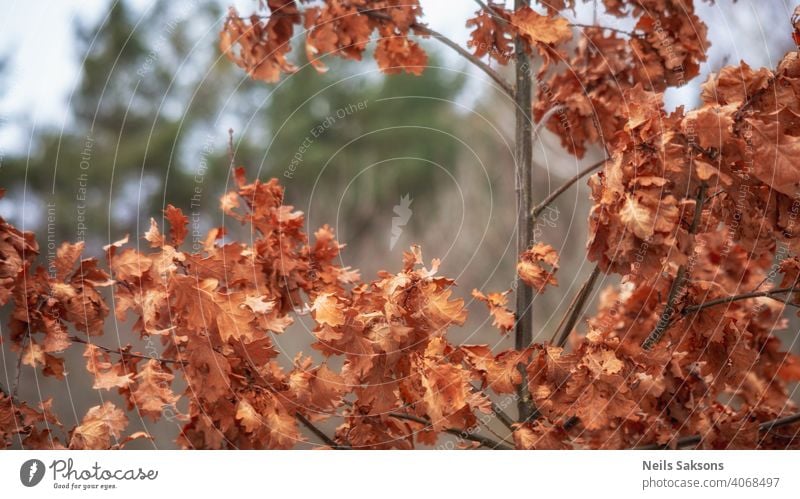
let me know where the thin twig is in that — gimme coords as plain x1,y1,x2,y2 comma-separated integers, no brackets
653,285,800,337
530,159,606,219
569,23,641,38
636,411,800,449
761,412,800,432
12,300,45,398
473,0,506,24
477,417,516,447
468,381,516,431
295,412,350,449
642,183,706,350
532,105,562,142
387,411,514,450
69,335,185,365
490,401,517,432
11,335,28,399
341,400,513,449
551,265,602,348
684,287,800,314
227,128,236,171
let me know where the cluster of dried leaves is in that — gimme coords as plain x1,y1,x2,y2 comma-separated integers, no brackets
219,0,429,81
2,0,800,450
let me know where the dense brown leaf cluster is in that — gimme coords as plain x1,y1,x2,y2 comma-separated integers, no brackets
3,137,800,449
533,0,710,157
2,1,800,450
587,51,800,275
220,0,428,82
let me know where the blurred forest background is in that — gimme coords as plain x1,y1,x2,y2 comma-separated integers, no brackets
0,0,796,447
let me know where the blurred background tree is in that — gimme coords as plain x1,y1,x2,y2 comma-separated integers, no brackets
0,1,472,258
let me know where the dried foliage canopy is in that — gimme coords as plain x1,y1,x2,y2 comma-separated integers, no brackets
2,0,800,450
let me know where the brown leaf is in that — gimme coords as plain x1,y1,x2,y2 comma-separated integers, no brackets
131,359,180,420
472,289,515,333
83,344,134,390
517,243,559,292
70,402,128,449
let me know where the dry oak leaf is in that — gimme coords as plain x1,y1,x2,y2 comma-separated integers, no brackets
745,119,800,196
42,316,71,353
244,295,294,334
420,282,467,331
144,217,164,247
110,249,152,281
374,37,428,76
303,5,372,73
513,421,568,450
312,293,347,327
214,291,262,343
235,398,261,434
70,402,128,450
517,242,559,292
684,104,736,151
466,4,514,64
620,195,655,239
583,348,625,376
235,393,300,449
778,354,800,381
700,61,771,106
83,344,134,390
164,204,188,246
289,359,346,414
183,342,231,403
472,288,515,333
510,6,571,62
131,359,180,420
54,241,84,281
460,344,524,394
21,342,45,368
420,361,472,430
219,8,298,83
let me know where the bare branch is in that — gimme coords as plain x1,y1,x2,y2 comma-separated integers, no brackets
532,105,562,142
636,411,800,449
490,400,518,432
12,334,28,399
295,412,350,449
684,286,800,314
569,23,641,38
68,335,185,365
513,0,536,423
551,265,602,348
468,382,516,432
531,159,606,219
387,411,514,450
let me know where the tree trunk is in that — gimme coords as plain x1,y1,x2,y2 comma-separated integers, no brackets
514,0,535,422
